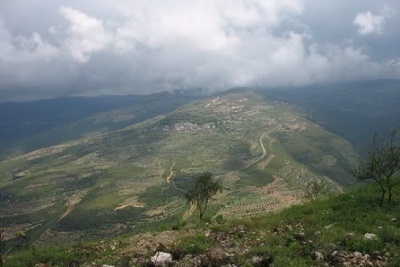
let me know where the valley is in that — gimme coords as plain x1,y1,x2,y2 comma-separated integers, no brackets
0,90,358,246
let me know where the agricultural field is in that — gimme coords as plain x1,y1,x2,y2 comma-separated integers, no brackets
0,91,358,245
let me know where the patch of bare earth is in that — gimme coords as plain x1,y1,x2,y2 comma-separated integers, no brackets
182,203,196,221
115,196,145,211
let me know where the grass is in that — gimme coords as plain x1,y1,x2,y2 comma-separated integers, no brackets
4,177,400,266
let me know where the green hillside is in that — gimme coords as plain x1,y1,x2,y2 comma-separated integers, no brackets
4,176,400,266
0,91,358,245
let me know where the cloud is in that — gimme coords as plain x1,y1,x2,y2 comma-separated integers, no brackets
0,16,59,62
353,11,385,35
60,6,113,62
0,0,399,101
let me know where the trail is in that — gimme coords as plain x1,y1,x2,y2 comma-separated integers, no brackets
165,170,174,184
59,196,85,220
182,203,196,221
59,202,77,220
245,133,268,169
115,202,145,211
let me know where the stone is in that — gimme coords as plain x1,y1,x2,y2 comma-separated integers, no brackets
314,251,324,261
150,252,173,267
251,255,274,267
353,251,363,259
364,233,378,240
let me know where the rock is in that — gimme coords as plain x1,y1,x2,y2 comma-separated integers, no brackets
251,254,273,267
313,251,324,261
391,217,397,222
353,251,363,259
150,252,173,267
252,256,263,264
364,233,378,240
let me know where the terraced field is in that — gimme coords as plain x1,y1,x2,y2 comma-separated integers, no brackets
0,91,358,244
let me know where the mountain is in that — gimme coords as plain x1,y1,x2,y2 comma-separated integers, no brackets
0,90,358,245
261,80,400,154
0,90,202,160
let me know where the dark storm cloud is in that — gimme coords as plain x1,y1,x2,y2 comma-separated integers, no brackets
0,0,399,101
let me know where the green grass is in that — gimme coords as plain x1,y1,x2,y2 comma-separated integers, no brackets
4,177,400,266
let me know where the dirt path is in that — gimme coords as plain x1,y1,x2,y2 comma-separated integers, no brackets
59,201,78,220
245,132,268,169
115,202,145,211
182,203,196,221
165,170,174,184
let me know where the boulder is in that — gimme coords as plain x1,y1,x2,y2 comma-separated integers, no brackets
151,252,173,267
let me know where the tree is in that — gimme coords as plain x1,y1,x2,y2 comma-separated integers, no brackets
352,131,400,206
184,172,223,220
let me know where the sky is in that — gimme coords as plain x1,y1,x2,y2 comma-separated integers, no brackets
0,0,400,101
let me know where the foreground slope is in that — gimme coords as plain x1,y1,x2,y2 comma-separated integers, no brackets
0,91,358,244
5,177,400,266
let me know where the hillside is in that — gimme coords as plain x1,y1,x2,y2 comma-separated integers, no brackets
0,90,200,160
4,176,400,266
0,91,358,245
262,80,400,154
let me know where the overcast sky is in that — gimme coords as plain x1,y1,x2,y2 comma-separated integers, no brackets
1,0,399,101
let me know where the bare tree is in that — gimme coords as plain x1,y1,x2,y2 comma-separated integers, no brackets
352,131,400,206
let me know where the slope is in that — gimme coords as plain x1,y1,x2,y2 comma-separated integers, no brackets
0,90,200,160
5,176,400,266
0,91,358,245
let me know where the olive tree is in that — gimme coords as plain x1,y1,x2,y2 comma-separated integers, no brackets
352,131,400,206
184,172,223,220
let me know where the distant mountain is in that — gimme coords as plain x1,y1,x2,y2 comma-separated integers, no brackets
260,79,400,154
0,90,201,160
0,91,358,244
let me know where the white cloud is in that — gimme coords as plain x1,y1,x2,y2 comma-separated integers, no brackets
353,11,385,35
0,0,399,101
0,16,59,62
60,6,113,62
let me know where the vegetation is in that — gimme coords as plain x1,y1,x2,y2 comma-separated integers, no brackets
4,177,400,266
185,173,223,220
353,131,400,206
0,91,364,244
